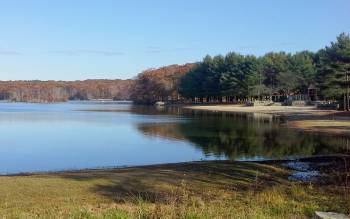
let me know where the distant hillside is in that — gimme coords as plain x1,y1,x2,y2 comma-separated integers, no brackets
0,63,195,103
0,79,134,102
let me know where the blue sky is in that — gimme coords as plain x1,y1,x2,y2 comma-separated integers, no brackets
0,0,349,80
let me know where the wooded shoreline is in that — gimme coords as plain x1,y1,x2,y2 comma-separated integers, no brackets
1,33,350,112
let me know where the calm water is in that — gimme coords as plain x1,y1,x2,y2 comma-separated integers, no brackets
0,101,349,174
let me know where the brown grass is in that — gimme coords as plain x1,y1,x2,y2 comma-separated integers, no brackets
0,161,349,218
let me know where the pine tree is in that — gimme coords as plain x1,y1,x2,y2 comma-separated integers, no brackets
317,33,350,110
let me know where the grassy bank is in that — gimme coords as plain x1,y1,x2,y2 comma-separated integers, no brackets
0,161,349,218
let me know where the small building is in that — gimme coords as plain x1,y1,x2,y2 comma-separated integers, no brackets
307,84,318,101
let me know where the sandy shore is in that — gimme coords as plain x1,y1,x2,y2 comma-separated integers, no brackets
184,104,350,136
185,105,336,117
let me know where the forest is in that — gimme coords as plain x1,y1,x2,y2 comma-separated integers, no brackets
0,79,133,102
130,64,196,104
132,33,350,110
0,65,195,103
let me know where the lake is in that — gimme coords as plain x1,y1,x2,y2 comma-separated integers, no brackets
0,101,349,174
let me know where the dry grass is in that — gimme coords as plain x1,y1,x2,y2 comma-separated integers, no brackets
0,161,348,219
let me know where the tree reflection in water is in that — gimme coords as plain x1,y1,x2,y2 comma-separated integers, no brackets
136,107,350,160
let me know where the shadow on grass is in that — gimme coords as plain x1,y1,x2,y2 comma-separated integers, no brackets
55,161,290,203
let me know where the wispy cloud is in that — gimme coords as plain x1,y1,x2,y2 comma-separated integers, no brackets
237,45,260,50
0,50,22,55
235,42,298,52
278,42,297,47
145,46,198,54
145,46,162,53
47,49,125,56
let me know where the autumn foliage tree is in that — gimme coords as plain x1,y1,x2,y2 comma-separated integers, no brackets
130,64,196,104
0,80,134,102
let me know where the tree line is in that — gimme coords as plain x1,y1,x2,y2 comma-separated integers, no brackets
178,33,350,110
0,65,195,103
130,33,350,110
179,51,315,102
0,80,133,102
1,33,349,109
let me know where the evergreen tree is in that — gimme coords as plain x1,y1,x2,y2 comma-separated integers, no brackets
290,51,317,93
246,56,269,99
220,53,262,100
220,52,247,99
261,52,290,98
317,33,350,110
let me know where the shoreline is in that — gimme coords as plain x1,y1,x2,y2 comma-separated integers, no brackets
184,104,350,136
0,159,348,218
2,155,348,177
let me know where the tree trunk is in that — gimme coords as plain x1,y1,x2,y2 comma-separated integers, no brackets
344,93,347,111
347,73,349,111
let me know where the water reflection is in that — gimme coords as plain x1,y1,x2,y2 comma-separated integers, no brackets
136,107,350,160
0,102,349,174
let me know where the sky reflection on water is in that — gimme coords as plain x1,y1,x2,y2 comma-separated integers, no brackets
0,102,348,174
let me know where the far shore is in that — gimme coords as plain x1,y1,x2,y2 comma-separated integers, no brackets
184,104,350,136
